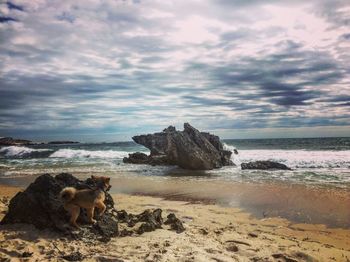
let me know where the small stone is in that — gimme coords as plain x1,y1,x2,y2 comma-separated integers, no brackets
21,252,33,257
226,244,239,252
248,232,258,238
164,213,185,233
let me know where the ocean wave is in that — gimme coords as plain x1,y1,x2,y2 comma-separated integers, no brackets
49,149,129,159
223,143,241,165
236,149,350,169
0,146,53,158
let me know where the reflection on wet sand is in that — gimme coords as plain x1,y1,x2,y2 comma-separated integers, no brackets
1,173,349,228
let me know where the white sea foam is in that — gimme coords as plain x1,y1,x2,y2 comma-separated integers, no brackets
0,146,52,157
236,149,350,169
223,143,241,165
49,149,129,159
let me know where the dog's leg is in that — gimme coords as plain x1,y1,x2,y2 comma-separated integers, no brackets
69,205,80,228
96,201,106,216
87,207,97,224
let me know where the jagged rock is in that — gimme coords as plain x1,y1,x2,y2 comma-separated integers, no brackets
124,123,233,170
137,222,156,234
241,161,291,170
136,209,163,228
0,173,118,240
163,126,176,132
123,152,171,166
164,213,185,233
123,152,150,164
117,209,163,235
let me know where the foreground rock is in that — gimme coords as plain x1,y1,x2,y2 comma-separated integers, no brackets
1,173,185,242
0,137,32,146
123,123,233,170
0,173,118,240
241,161,291,170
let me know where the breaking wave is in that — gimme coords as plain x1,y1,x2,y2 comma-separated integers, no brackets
237,149,350,169
49,149,129,159
0,146,52,158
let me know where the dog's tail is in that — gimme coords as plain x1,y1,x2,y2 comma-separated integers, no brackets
59,187,76,202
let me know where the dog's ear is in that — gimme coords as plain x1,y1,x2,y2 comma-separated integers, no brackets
91,175,96,180
105,177,110,183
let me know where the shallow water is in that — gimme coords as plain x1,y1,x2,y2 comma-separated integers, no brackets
1,173,349,228
0,137,349,227
0,137,350,188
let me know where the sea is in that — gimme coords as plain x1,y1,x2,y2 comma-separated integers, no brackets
1,137,350,227
0,137,349,188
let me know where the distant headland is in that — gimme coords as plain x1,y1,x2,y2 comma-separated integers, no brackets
0,137,79,146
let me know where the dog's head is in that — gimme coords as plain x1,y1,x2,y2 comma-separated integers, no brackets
91,175,111,191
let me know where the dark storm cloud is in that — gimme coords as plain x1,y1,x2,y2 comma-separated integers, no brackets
340,33,350,40
6,2,24,12
0,0,349,140
191,41,344,108
0,16,18,23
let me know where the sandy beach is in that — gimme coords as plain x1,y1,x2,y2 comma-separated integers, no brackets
1,184,350,262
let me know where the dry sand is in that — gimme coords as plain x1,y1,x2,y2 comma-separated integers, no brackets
0,184,350,262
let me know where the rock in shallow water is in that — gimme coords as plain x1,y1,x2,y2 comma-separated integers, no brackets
241,160,291,170
123,123,234,170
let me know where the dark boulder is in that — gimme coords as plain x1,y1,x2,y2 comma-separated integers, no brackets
123,123,233,170
164,213,185,233
135,209,163,235
123,152,150,164
123,152,171,166
0,173,118,240
241,161,291,170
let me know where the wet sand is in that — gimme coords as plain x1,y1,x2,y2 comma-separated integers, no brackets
1,174,350,228
0,184,350,261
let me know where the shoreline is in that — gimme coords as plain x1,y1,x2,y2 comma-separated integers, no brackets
1,173,350,229
0,184,350,261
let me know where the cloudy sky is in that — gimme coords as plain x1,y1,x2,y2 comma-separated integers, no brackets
0,0,349,141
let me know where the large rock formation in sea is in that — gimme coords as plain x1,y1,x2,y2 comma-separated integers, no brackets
123,123,233,170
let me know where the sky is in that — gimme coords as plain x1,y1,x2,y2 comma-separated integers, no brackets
0,0,350,142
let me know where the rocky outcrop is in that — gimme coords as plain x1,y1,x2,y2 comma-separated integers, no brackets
123,123,233,170
1,173,185,242
0,173,118,240
123,152,171,166
241,161,291,170
0,137,32,146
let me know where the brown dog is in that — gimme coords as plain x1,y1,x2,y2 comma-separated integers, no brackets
59,175,111,227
